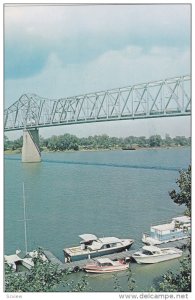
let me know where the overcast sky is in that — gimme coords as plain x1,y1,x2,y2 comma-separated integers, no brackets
4,4,191,139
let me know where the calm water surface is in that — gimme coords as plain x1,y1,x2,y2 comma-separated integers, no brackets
4,147,191,291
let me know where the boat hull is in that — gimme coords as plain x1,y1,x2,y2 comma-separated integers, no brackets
84,264,129,273
142,235,189,246
132,252,182,264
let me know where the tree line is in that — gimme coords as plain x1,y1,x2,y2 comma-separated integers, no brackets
4,133,191,152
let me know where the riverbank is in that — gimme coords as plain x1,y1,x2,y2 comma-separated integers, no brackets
4,145,191,155
4,149,21,154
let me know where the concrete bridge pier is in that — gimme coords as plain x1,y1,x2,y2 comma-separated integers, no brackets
22,128,41,163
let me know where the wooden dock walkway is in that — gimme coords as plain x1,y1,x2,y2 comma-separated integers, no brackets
43,238,189,272
43,249,136,272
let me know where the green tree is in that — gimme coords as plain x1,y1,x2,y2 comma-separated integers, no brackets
4,249,91,292
173,136,188,146
169,165,191,216
11,136,23,150
164,133,172,147
152,166,191,292
148,135,162,147
4,135,10,150
65,275,91,292
154,250,191,292
137,136,147,147
5,249,64,292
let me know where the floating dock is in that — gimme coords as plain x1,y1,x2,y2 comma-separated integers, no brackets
43,238,189,272
43,249,136,272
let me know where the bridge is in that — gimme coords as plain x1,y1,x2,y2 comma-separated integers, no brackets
4,75,191,162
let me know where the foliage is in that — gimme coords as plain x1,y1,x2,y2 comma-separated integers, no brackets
65,275,91,292
5,249,64,292
112,266,136,292
151,166,191,292
127,267,136,291
113,273,124,292
169,165,191,216
4,249,92,292
4,134,191,152
153,252,191,292
148,135,162,147
4,135,23,151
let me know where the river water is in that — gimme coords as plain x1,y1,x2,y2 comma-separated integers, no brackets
4,147,191,292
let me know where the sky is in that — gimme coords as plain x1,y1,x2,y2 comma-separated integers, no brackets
4,3,191,139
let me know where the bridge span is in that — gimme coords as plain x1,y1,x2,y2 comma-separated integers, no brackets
4,75,191,162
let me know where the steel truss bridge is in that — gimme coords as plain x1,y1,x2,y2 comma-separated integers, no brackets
4,75,191,132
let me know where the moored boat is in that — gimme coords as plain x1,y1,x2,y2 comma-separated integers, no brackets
142,216,191,245
84,257,129,273
4,183,47,271
4,249,47,271
132,245,183,264
63,234,134,262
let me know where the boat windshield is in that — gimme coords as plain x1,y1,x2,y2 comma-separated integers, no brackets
142,250,153,255
98,262,113,267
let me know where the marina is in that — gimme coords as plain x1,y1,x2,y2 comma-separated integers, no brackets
42,239,189,272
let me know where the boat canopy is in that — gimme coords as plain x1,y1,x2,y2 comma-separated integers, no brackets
152,222,175,231
79,234,98,242
88,241,102,250
95,257,115,264
142,245,161,253
4,254,22,264
172,216,190,224
88,237,122,251
99,237,121,244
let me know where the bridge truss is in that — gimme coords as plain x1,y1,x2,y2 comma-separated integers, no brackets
4,75,191,131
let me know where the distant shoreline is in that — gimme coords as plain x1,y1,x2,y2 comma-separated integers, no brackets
4,145,191,155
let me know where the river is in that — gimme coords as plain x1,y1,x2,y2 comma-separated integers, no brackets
4,147,191,292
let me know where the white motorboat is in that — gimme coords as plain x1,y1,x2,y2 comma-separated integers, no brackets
63,233,134,262
142,216,191,245
4,249,47,271
84,257,129,273
132,245,183,264
4,250,34,271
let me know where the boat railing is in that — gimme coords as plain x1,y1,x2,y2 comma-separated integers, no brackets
142,232,150,238
150,216,191,228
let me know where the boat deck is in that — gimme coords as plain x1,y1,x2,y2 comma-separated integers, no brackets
43,239,189,272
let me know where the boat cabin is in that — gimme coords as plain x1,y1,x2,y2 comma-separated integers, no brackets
95,257,118,267
141,246,161,255
87,237,123,251
80,235,123,251
149,216,190,242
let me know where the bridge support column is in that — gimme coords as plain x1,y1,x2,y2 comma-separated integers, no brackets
22,128,41,163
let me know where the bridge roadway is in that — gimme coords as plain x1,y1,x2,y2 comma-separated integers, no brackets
43,239,189,272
